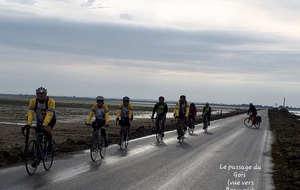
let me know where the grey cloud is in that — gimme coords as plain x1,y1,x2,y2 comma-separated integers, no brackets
120,13,133,21
5,0,36,5
0,17,299,77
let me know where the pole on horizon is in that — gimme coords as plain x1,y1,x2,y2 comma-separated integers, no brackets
283,97,286,108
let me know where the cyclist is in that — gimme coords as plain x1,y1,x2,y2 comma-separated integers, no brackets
22,87,56,167
151,96,168,138
116,96,133,145
85,96,109,147
202,102,211,132
188,103,197,128
247,103,257,124
174,95,190,139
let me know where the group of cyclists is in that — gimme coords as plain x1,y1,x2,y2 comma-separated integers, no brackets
22,87,257,153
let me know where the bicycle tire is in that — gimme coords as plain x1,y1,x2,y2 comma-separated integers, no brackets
43,138,54,171
244,118,253,128
90,133,99,161
124,127,129,148
119,127,125,149
254,122,260,129
99,136,106,159
203,117,208,131
25,139,38,175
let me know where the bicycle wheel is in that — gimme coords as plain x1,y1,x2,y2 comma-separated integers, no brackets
188,123,194,134
254,122,260,129
90,133,99,161
244,118,253,128
179,126,184,143
43,138,54,171
156,127,162,142
124,127,129,148
99,137,106,159
25,139,38,175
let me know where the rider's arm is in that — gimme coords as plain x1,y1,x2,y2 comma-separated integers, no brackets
151,104,157,118
164,103,168,116
174,102,179,117
185,102,190,117
27,98,36,126
42,98,55,126
128,104,133,120
103,104,110,125
86,104,96,124
116,104,122,119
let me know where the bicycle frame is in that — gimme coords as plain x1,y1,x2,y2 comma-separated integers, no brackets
23,126,54,175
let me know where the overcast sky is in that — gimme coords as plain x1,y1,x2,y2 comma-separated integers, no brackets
1,0,300,107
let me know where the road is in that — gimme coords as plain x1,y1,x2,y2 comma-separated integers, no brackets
0,110,274,190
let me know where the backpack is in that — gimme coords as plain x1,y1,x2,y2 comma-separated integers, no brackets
256,116,262,122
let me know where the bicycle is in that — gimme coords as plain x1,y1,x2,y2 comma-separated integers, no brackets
203,115,209,132
22,125,54,175
244,116,260,129
155,118,165,142
187,116,195,134
117,120,130,149
88,123,106,161
176,117,186,143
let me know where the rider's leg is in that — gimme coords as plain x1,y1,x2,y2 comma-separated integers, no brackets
161,118,166,137
101,128,108,147
155,119,160,133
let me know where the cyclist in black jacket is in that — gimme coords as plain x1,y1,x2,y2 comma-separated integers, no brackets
247,103,257,123
151,96,168,137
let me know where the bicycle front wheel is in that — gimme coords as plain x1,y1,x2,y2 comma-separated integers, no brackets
99,137,106,159
124,128,129,148
43,139,54,171
90,134,99,161
188,124,194,134
25,139,38,175
244,118,253,128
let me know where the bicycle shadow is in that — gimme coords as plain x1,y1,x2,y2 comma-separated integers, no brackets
204,131,214,135
88,160,103,172
176,141,192,149
154,141,167,147
110,148,129,157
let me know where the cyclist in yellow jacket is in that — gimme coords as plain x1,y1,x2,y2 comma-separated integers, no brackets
116,96,133,141
23,87,56,151
174,95,190,139
85,96,110,147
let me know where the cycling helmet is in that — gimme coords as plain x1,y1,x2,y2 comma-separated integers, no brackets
190,103,195,107
159,96,164,100
249,103,253,106
180,95,186,99
205,102,209,106
96,96,104,101
123,96,130,102
36,87,47,93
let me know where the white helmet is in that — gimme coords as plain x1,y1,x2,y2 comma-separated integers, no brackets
36,87,47,93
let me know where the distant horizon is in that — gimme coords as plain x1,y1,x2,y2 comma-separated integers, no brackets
1,93,297,109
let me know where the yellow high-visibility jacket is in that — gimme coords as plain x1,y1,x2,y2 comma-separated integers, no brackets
174,100,190,118
116,103,133,120
27,97,56,126
86,103,110,125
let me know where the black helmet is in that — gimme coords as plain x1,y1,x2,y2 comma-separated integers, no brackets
36,87,47,93
96,96,104,101
180,95,186,99
123,96,130,102
190,103,195,107
159,96,164,100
